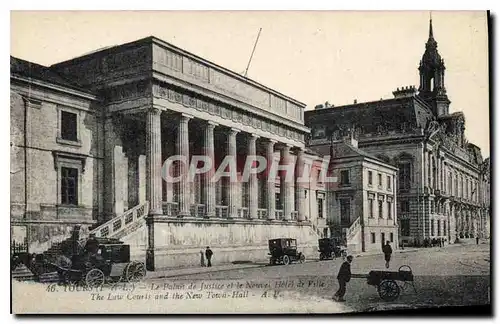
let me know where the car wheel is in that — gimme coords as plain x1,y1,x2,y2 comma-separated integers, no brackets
283,255,290,265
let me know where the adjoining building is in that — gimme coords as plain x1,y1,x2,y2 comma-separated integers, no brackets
305,18,489,247
11,36,327,270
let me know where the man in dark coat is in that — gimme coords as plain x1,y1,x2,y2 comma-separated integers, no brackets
382,241,393,269
84,234,99,255
205,247,213,267
333,255,353,302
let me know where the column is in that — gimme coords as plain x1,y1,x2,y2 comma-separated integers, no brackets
177,114,191,217
227,128,239,218
146,107,162,215
145,107,162,271
295,149,306,222
266,139,276,220
280,144,294,221
248,134,259,219
203,121,217,218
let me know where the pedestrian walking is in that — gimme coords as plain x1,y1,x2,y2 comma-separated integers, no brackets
333,255,353,302
200,250,205,267
476,236,479,245
205,246,213,267
382,241,393,269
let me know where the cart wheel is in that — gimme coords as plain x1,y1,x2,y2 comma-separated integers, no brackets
124,261,147,283
378,280,400,302
298,253,305,264
398,265,412,273
85,268,105,288
319,253,325,260
283,255,290,265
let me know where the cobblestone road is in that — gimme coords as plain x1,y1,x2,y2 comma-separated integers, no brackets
148,243,490,313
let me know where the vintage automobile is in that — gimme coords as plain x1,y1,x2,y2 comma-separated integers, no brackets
268,238,306,265
318,237,344,260
50,237,146,287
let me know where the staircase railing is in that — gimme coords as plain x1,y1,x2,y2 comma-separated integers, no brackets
346,217,361,242
90,201,149,238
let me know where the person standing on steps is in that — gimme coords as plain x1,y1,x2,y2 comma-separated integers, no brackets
200,250,205,267
476,236,480,245
382,241,393,269
205,246,213,267
333,255,353,302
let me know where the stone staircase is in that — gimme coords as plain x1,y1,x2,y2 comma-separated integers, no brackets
37,202,149,265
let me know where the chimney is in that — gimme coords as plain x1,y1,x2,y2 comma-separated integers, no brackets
354,99,358,104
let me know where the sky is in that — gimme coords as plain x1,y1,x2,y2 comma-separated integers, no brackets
10,10,490,157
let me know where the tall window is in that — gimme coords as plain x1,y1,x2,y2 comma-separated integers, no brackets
390,232,394,243
432,158,437,188
340,170,350,185
455,173,458,197
387,176,392,190
443,220,447,235
340,199,350,225
466,178,469,199
378,173,382,187
368,171,373,186
431,220,435,236
381,233,386,245
317,197,324,218
371,233,376,243
387,201,392,219
448,172,453,195
378,200,383,218
368,198,374,218
398,162,411,190
400,200,409,213
61,167,78,205
437,220,441,236
401,219,410,236
61,111,78,141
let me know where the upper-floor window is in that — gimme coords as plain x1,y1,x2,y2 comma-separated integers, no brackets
400,200,409,213
340,199,350,225
378,173,382,187
455,173,459,197
340,170,350,186
387,201,392,219
368,198,374,218
378,200,383,218
368,171,373,186
398,162,411,190
448,172,453,195
387,176,392,190
61,111,78,141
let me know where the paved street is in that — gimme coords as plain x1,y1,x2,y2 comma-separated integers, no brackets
148,243,490,313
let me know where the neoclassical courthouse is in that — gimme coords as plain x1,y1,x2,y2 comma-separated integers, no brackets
10,19,490,269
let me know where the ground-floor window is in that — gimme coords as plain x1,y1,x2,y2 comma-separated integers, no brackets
371,232,376,243
401,219,410,236
443,220,447,235
437,220,441,236
61,167,78,205
390,232,394,242
381,232,386,245
431,220,435,236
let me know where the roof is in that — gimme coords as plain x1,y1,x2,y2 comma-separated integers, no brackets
10,56,94,95
50,35,306,107
305,96,434,135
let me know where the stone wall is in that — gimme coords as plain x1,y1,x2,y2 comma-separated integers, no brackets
121,219,320,269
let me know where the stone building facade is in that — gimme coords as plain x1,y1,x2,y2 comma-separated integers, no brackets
310,135,398,253
305,18,490,247
10,36,328,269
